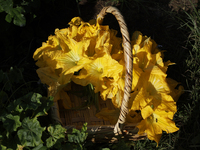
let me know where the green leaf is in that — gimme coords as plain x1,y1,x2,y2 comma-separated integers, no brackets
33,96,54,117
0,145,7,150
32,144,48,150
12,6,26,27
1,114,21,137
0,0,13,12
46,124,66,148
7,92,44,116
0,0,26,26
5,13,12,23
81,122,87,133
68,123,88,144
17,117,45,147
6,99,23,115
0,6,3,12
18,92,42,111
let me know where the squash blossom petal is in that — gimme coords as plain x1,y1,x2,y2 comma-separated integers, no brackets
126,110,143,124
55,39,91,75
137,108,179,146
36,50,64,68
130,66,177,113
81,54,123,93
100,77,119,101
33,35,61,61
132,37,153,71
36,67,59,86
111,80,124,108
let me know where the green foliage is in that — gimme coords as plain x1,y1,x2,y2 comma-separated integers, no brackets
175,2,200,149
0,0,26,26
0,66,90,149
17,117,45,147
2,114,21,138
0,90,89,149
67,123,88,150
0,0,55,26
0,92,54,149
46,124,66,149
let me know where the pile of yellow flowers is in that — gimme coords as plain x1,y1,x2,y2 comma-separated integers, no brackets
33,17,184,145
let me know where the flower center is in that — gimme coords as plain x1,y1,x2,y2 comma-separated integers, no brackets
147,114,154,124
97,67,103,73
74,61,78,65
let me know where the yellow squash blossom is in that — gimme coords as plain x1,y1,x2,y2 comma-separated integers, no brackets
33,16,184,146
131,31,173,73
131,31,157,55
101,59,125,106
33,35,61,61
126,110,143,124
137,107,179,146
73,54,123,93
130,66,177,113
36,67,72,86
132,37,154,71
100,77,119,101
35,50,65,68
110,78,124,108
55,38,91,75
53,88,72,109
48,82,72,109
36,67,73,109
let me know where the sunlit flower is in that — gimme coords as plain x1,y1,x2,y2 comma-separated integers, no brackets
33,17,184,146
36,67,72,86
55,38,91,75
126,110,143,124
33,35,61,61
73,54,123,93
137,107,179,146
130,66,177,113
48,82,72,109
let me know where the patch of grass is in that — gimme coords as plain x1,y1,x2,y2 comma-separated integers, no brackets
174,2,200,149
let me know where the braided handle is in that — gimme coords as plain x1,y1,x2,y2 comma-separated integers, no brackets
97,6,133,134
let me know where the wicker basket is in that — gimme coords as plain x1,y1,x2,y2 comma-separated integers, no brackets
49,6,147,142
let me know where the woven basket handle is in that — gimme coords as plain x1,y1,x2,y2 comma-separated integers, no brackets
97,6,133,134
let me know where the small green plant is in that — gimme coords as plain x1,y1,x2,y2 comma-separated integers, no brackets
67,123,88,150
0,0,54,26
0,92,53,149
0,0,26,26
